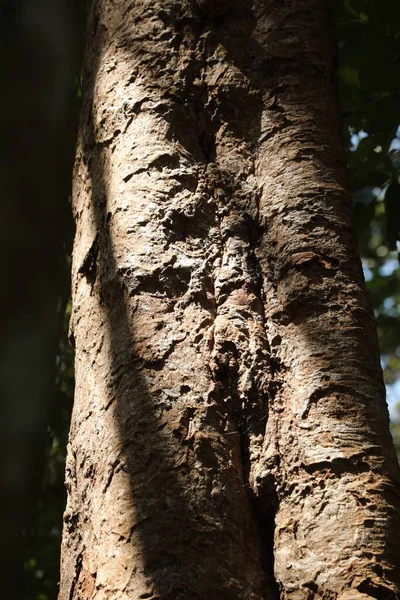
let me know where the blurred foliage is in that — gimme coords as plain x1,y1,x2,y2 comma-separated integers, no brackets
24,300,74,600
24,1,400,598
0,0,82,597
392,413,400,455
335,0,400,453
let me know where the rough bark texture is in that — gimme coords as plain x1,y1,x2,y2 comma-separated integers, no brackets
60,1,400,599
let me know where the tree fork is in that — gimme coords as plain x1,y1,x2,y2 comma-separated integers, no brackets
60,1,400,599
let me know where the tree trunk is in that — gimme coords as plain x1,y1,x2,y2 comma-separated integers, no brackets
59,1,400,599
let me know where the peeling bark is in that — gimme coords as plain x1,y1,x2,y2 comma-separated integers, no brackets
59,1,400,599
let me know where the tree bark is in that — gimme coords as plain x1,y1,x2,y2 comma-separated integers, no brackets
60,1,400,599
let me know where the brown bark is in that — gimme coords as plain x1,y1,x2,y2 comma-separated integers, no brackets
59,1,400,599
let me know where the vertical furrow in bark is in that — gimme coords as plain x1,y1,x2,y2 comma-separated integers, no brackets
252,1,400,599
